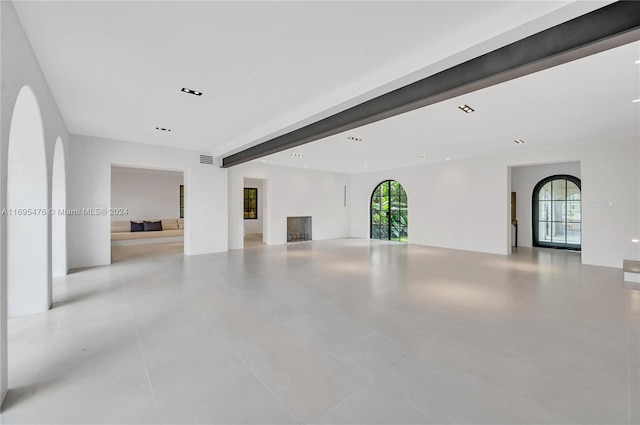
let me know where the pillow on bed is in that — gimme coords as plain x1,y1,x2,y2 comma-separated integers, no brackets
130,221,144,232
143,220,163,231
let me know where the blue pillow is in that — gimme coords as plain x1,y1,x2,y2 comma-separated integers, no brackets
130,221,144,232
143,220,162,231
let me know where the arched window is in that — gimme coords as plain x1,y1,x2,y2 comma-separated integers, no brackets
370,180,408,242
532,174,581,250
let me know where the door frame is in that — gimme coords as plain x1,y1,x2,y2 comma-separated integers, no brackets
532,174,581,251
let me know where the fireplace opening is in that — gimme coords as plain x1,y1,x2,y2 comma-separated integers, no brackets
287,216,312,242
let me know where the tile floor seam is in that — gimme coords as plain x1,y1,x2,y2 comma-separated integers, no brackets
463,322,632,402
192,307,228,343
225,317,375,386
25,305,67,400
302,376,370,425
397,355,569,425
227,344,303,424
140,349,162,423
229,288,344,324
422,331,631,415
143,344,218,374
343,310,445,352
191,301,272,344
224,319,378,423
125,278,162,423
387,352,411,369
43,306,66,361
378,296,475,327
277,314,409,381
403,396,456,424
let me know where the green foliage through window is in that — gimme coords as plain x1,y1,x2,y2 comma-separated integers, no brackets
371,180,408,242
244,188,258,219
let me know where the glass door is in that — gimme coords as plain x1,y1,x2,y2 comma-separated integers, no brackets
533,175,581,250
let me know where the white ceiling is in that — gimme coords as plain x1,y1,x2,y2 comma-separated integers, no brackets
13,1,636,175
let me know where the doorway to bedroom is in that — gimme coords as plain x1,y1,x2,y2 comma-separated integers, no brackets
110,166,185,262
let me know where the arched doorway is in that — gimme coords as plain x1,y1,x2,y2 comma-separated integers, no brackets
52,137,67,276
7,86,50,316
532,174,581,250
370,180,408,242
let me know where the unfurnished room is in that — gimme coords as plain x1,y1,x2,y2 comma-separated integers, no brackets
0,1,639,424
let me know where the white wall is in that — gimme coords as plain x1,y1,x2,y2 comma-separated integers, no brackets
229,163,350,249
351,138,639,268
511,161,581,248
52,138,67,276
68,135,227,268
578,139,639,267
6,87,49,318
0,1,70,403
243,178,264,235
351,157,509,255
111,167,183,221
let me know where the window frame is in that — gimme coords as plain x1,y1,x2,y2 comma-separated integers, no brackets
179,184,184,219
532,174,581,251
370,180,408,242
244,187,258,220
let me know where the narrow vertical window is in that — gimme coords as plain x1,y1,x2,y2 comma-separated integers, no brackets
179,185,184,219
244,188,258,219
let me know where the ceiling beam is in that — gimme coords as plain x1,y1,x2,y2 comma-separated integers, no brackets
222,1,640,168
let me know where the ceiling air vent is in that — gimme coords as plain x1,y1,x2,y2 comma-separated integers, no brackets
200,155,214,165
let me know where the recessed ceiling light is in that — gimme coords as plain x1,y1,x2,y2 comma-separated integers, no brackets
261,159,266,163
290,153,303,158
181,87,203,96
635,60,640,64
155,127,171,132
445,158,451,161
360,164,368,168
514,139,525,144
633,99,640,103
417,154,428,159
632,239,639,243
458,104,475,113
347,136,363,142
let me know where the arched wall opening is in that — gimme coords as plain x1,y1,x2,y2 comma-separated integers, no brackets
7,86,50,317
52,137,67,276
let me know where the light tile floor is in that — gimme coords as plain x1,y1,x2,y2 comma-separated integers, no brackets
244,233,265,249
1,239,639,424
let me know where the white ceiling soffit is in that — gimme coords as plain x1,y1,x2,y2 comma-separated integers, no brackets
12,1,610,157
259,40,640,174
111,165,184,178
